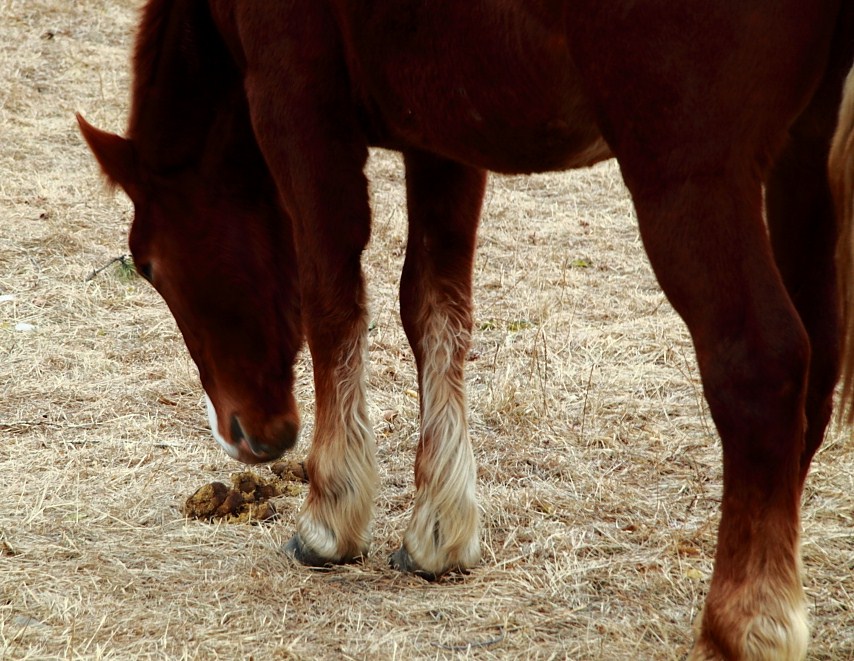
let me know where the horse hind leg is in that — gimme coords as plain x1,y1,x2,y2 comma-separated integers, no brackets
830,65,854,425
620,166,809,660
389,151,487,579
767,66,851,485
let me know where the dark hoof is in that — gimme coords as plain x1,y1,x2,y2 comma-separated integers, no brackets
283,534,362,569
389,546,440,581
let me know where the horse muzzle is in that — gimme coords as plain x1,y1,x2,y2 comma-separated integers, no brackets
205,393,299,464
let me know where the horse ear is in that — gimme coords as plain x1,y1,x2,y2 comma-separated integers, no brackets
76,113,138,196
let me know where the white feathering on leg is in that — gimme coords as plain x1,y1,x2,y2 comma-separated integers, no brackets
404,300,480,574
297,326,378,561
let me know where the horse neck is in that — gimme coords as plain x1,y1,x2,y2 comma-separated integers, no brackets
128,0,240,173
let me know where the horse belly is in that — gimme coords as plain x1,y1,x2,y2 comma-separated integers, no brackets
397,99,611,174
343,4,610,173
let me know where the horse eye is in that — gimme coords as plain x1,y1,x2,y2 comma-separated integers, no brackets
137,262,153,282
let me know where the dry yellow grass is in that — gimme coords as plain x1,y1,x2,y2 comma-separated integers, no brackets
1,1,852,659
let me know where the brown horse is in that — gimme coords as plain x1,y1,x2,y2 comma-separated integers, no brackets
79,1,854,658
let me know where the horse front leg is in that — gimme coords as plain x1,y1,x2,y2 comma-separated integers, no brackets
242,44,378,566
284,153,378,565
282,164,378,566
389,151,487,578
624,171,810,660
286,263,378,567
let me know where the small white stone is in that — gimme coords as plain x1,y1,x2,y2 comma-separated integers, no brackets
14,322,36,332
0,294,16,303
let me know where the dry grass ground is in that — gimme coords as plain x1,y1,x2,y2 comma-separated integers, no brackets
1,1,852,659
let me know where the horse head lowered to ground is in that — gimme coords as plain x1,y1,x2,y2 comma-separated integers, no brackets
79,3,302,464
80,1,854,658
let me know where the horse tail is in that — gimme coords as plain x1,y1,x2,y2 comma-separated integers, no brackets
830,64,854,423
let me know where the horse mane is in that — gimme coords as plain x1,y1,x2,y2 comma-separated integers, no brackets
128,0,190,136
129,0,171,126
127,0,243,174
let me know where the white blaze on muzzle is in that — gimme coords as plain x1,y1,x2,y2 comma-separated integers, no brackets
205,392,240,459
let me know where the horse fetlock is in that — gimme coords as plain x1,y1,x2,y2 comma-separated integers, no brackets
692,577,808,661
294,498,373,564
399,498,481,577
691,617,808,661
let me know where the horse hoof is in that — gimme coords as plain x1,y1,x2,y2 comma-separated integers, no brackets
283,534,363,568
283,534,335,568
389,547,440,581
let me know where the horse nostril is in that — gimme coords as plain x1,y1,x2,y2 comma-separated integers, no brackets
246,437,275,458
229,414,299,460
229,414,245,444
231,414,276,458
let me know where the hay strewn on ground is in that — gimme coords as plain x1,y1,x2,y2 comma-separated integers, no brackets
1,1,852,658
